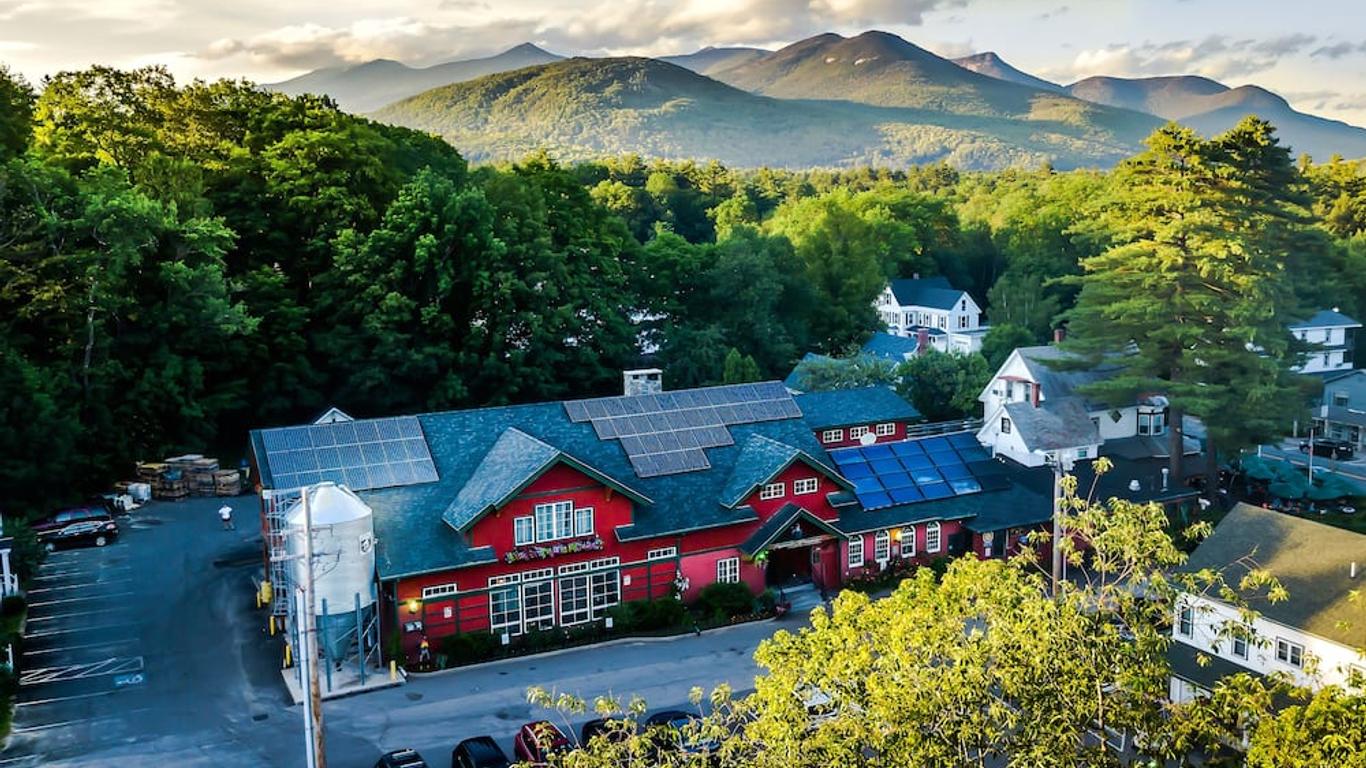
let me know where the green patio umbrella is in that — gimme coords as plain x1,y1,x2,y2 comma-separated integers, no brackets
1239,455,1281,481
1268,472,1310,500
1306,472,1366,501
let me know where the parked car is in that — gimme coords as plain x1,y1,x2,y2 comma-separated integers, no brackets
644,710,720,756
375,748,429,768
42,517,119,552
450,736,510,768
580,717,634,746
512,721,570,765
33,505,115,538
1299,437,1355,460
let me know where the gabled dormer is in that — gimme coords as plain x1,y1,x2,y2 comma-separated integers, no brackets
443,428,652,556
719,435,854,522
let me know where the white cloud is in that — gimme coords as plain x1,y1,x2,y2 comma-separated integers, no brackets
1049,33,1319,83
0,40,38,51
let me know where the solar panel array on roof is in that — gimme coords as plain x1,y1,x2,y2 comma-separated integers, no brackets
564,382,804,478
828,432,995,511
259,416,438,491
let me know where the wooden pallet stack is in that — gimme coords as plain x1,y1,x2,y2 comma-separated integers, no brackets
167,455,220,497
138,461,189,500
213,470,242,496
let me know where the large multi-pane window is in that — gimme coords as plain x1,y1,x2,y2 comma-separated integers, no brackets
559,575,591,625
532,500,588,542
590,570,620,618
716,557,740,584
848,536,864,568
514,516,535,546
874,530,890,561
1276,638,1304,668
793,478,819,495
489,575,522,636
574,507,595,537
522,580,555,632
900,527,915,557
925,522,942,553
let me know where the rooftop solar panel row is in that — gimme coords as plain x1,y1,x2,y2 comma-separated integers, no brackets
831,432,996,511
258,416,438,492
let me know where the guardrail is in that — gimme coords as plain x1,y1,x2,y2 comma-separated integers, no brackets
905,418,983,438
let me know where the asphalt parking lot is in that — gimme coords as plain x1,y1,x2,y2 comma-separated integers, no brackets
3,495,300,767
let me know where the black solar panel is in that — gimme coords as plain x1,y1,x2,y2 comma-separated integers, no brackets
260,416,438,491
562,382,802,478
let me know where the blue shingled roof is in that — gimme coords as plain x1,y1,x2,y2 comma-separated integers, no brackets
719,435,851,508
887,277,967,311
861,332,919,362
740,503,844,556
794,387,921,430
1290,309,1361,330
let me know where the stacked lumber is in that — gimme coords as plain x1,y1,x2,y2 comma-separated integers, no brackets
154,468,189,500
213,470,242,496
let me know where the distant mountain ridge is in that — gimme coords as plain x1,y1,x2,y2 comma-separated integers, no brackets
268,43,563,113
952,52,1062,93
659,46,769,76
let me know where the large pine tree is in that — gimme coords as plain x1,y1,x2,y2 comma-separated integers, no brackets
1063,118,1312,487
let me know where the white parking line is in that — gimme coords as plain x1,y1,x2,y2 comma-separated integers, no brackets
14,690,116,707
21,656,143,687
27,592,135,609
26,607,128,625
23,639,140,657
23,622,139,640
26,579,132,595
10,708,151,735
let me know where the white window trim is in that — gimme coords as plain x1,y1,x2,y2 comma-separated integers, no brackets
849,426,870,440
900,527,915,557
514,515,535,546
760,482,785,501
874,530,890,562
821,428,845,443
489,573,521,587
1232,634,1248,659
558,561,591,575
522,567,553,581
716,557,741,584
925,522,942,554
874,423,896,437
558,574,591,626
1000,417,1011,435
647,546,678,561
848,536,865,568
1177,605,1193,638
522,580,555,632
1276,637,1304,668
793,477,819,495
575,506,595,537
422,583,458,599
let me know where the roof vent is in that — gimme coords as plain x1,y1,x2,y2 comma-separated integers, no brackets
1128,479,1141,492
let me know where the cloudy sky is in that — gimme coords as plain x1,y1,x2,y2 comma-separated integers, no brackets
2,0,1364,126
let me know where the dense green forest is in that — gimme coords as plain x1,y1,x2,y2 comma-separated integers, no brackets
2,64,1365,521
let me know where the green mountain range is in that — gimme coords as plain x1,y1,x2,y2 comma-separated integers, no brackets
372,34,1161,170
278,30,1366,168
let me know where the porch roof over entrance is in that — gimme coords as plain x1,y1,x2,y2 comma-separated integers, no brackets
740,503,843,558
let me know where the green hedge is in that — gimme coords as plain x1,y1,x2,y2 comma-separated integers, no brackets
695,582,757,623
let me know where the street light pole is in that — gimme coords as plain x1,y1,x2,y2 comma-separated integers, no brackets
300,486,327,768
1051,457,1064,596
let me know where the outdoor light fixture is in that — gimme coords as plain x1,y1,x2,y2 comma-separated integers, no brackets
891,529,902,542
407,598,420,614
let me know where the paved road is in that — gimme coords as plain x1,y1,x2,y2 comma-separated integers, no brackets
1258,440,1366,483
3,494,803,767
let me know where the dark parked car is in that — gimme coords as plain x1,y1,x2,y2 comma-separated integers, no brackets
581,717,634,746
33,506,114,538
512,721,570,765
375,748,429,768
42,517,119,552
644,710,720,756
451,736,510,768
1300,437,1355,460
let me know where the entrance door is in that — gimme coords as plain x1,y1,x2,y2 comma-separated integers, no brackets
766,546,813,587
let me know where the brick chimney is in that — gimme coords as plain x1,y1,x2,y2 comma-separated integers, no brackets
1053,327,1066,344
916,328,930,355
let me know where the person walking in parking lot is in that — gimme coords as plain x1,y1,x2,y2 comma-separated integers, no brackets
219,503,235,530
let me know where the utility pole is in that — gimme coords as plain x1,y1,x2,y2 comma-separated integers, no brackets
1048,449,1076,597
300,486,327,768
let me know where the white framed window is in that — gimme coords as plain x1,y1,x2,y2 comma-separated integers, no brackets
522,580,555,632
533,500,583,542
1275,638,1304,668
821,429,845,443
488,573,521,586
558,561,591,575
559,575,591,625
490,586,522,636
590,557,620,569
422,583,458,599
874,530,890,561
874,423,896,437
1177,605,1193,637
925,522,942,554
900,527,915,557
556,503,575,539
849,426,870,440
514,516,535,546
1232,634,1248,659
1000,417,1011,435
760,482,785,500
575,507,595,537
522,568,553,581
958,314,968,329
716,557,740,584
647,546,677,561
848,536,864,568
793,477,819,495
590,570,620,618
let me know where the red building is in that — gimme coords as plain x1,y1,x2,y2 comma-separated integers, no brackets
251,383,1048,659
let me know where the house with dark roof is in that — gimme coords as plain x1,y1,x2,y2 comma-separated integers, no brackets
860,331,920,363
975,345,1198,468
250,382,954,660
1169,503,1366,702
1313,369,1366,452
1289,309,1360,375
795,387,921,449
874,275,988,354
